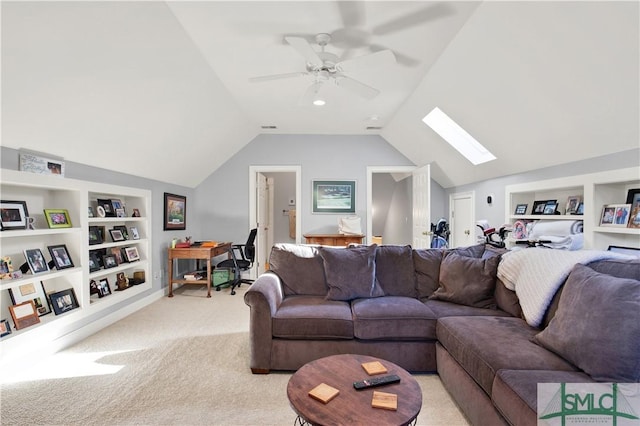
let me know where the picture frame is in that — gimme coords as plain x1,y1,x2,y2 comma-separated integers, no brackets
23,248,50,274
312,180,356,214
109,229,125,242
98,278,112,297
543,200,558,215
9,281,52,316
129,226,140,240
89,226,103,245
628,206,640,229
0,318,12,338
514,204,528,215
102,254,118,269
111,199,125,216
47,244,74,270
531,200,548,215
1,200,29,230
110,247,124,264
600,204,631,227
9,300,40,329
1,256,15,279
123,246,140,262
88,207,95,218
575,202,584,215
49,288,79,315
43,209,72,229
88,252,101,272
89,279,101,299
96,205,106,218
96,198,115,217
132,208,141,217
164,193,186,230
565,195,582,215
19,151,65,176
113,225,129,240
626,189,640,210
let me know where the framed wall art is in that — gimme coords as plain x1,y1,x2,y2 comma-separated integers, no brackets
312,180,356,214
9,281,51,316
47,244,74,270
23,248,49,274
19,151,65,177
1,200,29,230
49,288,79,315
164,193,186,230
9,300,40,329
43,209,72,229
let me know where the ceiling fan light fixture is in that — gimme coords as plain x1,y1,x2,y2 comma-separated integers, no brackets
312,98,326,106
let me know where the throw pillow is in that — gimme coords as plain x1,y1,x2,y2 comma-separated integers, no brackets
320,244,384,301
449,243,486,258
533,264,640,383
269,244,327,296
375,245,416,297
429,251,499,309
413,248,444,299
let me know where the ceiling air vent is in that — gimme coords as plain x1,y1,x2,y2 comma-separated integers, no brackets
261,125,277,130
366,126,383,130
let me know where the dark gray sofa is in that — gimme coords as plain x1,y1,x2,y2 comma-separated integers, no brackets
244,243,640,425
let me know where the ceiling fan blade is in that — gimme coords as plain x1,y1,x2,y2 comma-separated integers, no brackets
370,44,421,67
249,72,307,83
337,1,366,28
284,36,323,68
336,50,396,73
299,82,326,105
372,2,455,36
335,76,379,100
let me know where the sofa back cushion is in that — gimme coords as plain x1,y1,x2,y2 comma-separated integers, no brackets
413,248,444,299
375,245,416,297
269,244,327,296
429,251,499,309
534,264,640,382
320,244,384,301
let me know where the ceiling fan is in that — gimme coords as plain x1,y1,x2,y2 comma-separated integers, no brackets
249,33,396,105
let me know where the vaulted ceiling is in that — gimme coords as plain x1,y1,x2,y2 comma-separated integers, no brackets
2,1,638,188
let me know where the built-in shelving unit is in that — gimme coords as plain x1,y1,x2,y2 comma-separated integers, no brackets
0,169,152,364
505,167,640,249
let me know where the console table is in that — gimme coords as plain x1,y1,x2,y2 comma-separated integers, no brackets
303,233,364,246
167,242,231,298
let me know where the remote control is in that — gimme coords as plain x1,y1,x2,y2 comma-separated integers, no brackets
353,374,401,390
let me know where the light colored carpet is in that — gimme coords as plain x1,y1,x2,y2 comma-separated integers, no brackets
0,284,469,425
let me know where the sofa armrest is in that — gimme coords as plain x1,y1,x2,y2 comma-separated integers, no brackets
243,272,284,373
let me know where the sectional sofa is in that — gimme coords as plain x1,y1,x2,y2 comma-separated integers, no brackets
243,243,640,425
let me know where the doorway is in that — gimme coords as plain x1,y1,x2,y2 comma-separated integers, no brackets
449,191,476,248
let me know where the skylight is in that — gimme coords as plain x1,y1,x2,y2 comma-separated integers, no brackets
422,107,496,165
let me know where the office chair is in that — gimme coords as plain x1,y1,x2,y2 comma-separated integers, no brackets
215,228,257,295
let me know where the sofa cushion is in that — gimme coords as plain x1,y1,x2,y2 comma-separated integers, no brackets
273,296,353,339
533,264,640,382
375,245,417,297
320,244,384,301
424,299,512,319
492,370,595,426
351,296,437,340
413,248,444,299
429,251,499,309
449,243,486,258
269,244,327,296
494,278,522,318
437,316,576,396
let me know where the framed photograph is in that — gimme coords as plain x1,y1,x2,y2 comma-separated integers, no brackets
628,206,640,229
110,247,124,264
102,254,118,269
514,204,528,215
49,288,79,315
109,229,125,242
89,226,103,245
89,252,101,272
113,225,128,240
98,278,112,297
543,200,558,215
132,208,141,217
565,195,582,215
9,300,40,329
89,279,101,299
531,200,548,215
23,248,49,274
96,198,115,217
44,209,72,229
626,189,640,210
96,205,106,218
129,226,140,240
111,199,125,215
0,318,12,338
88,207,94,218
9,281,51,316
47,244,74,270
164,193,186,230
600,204,631,227
1,200,29,230
312,180,356,214
575,202,584,215
1,256,15,279
123,247,140,262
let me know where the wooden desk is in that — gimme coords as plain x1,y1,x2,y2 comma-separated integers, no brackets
167,242,231,298
303,233,365,246
287,354,422,426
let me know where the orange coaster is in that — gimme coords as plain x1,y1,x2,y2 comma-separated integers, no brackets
309,383,340,404
372,391,397,411
361,361,388,375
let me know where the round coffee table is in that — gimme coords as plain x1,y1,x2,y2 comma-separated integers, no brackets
287,354,422,426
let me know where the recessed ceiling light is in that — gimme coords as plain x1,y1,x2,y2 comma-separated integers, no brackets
422,107,496,165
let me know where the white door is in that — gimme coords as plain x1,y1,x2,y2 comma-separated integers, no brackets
412,164,431,249
256,173,270,275
449,192,475,248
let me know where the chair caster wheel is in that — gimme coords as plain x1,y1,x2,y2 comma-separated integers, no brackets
231,290,236,295
216,287,221,291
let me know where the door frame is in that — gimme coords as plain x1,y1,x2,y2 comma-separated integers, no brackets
449,191,475,248
366,166,417,245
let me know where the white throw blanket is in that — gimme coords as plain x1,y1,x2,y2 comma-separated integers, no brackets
497,248,629,327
